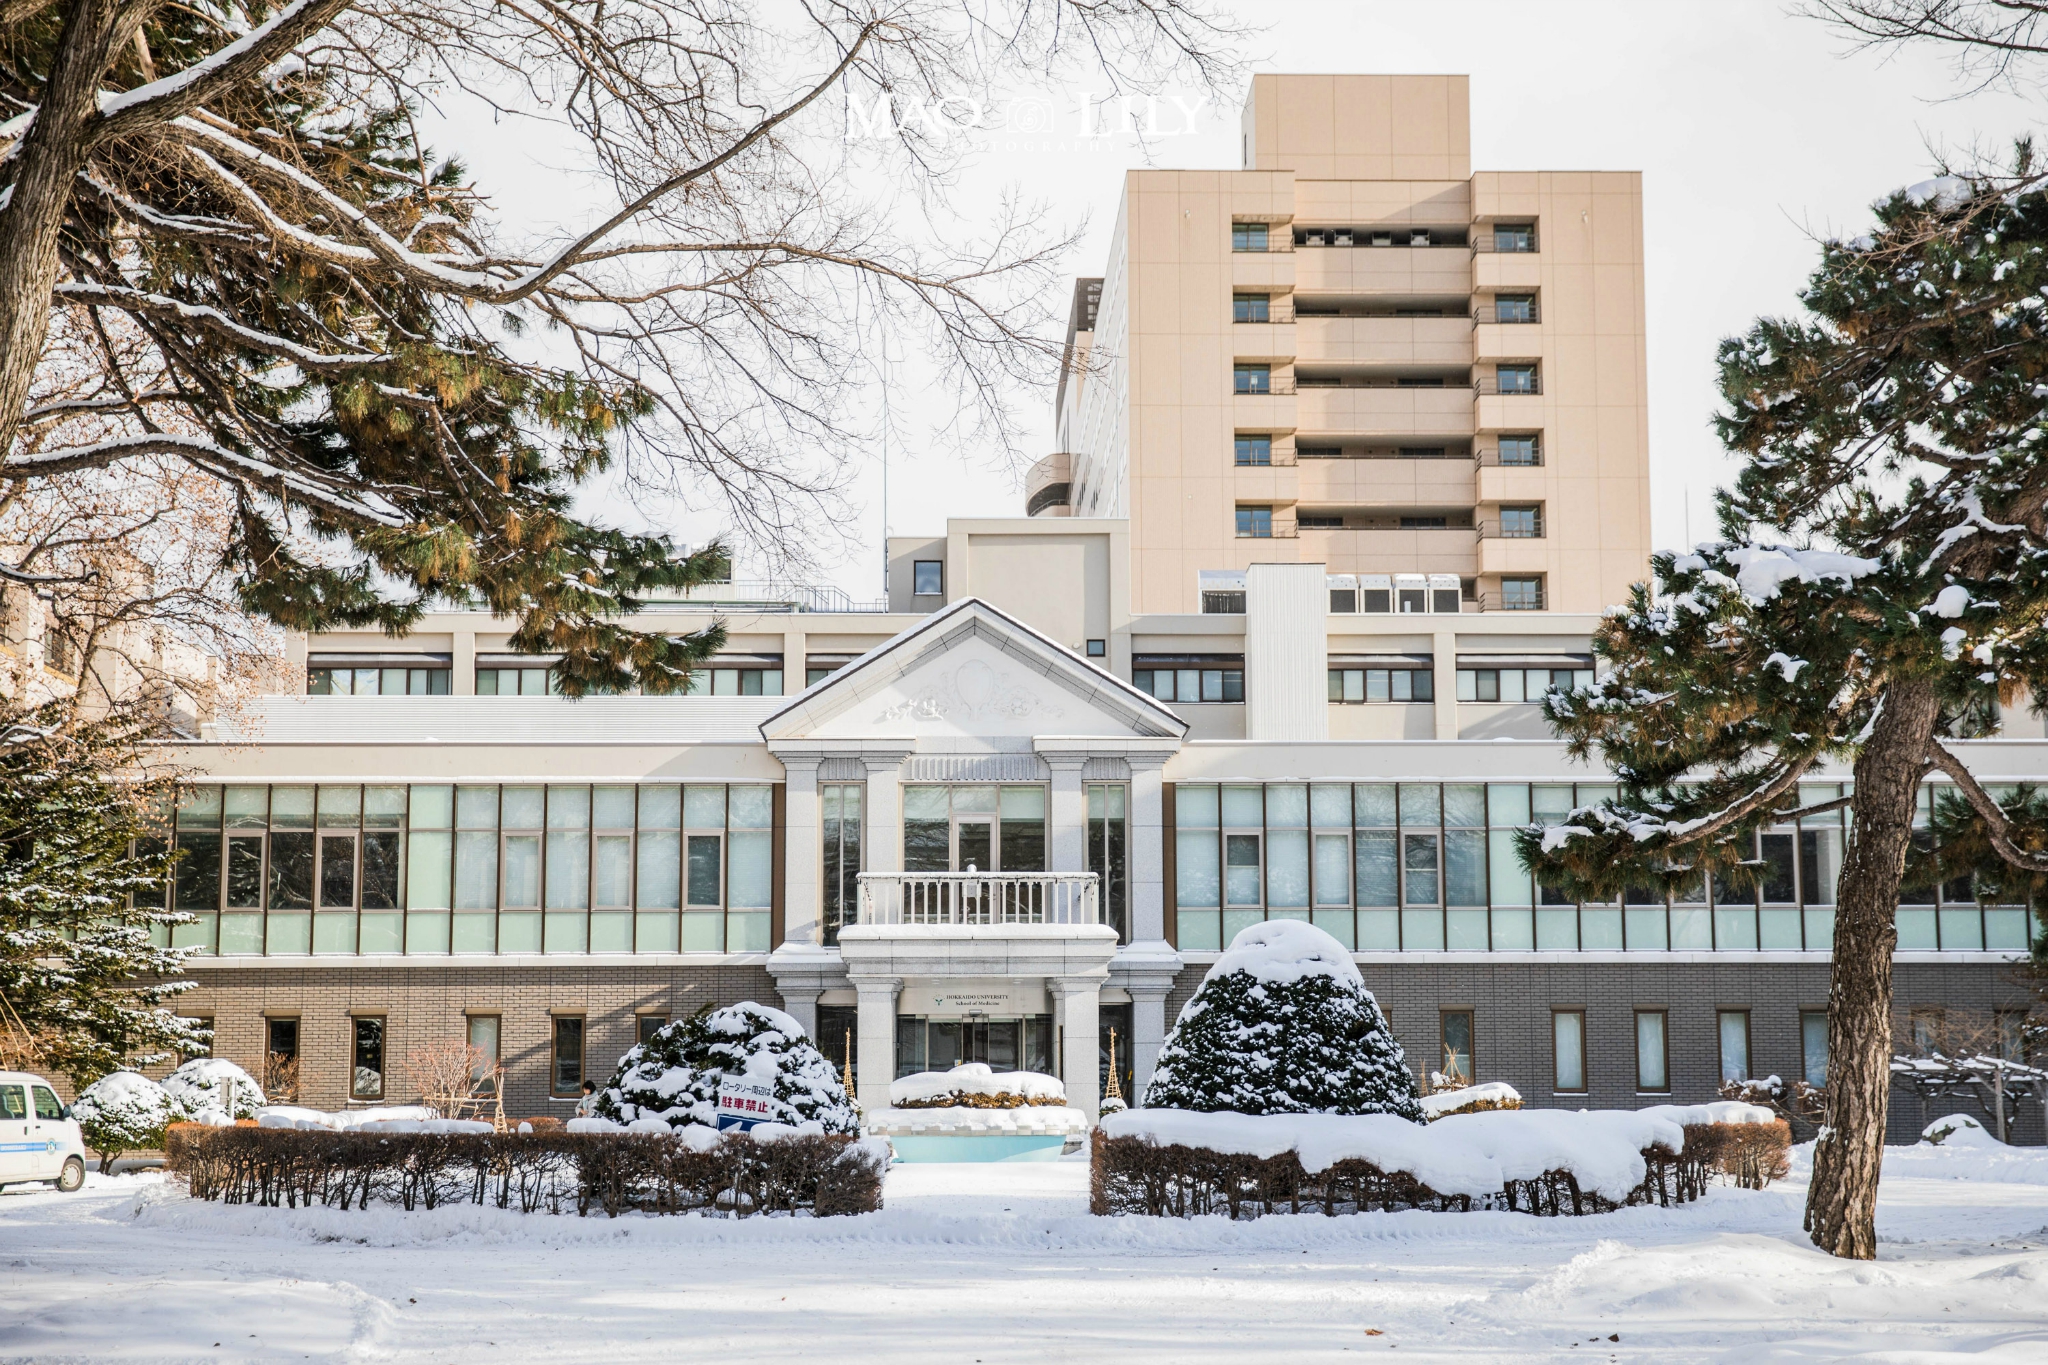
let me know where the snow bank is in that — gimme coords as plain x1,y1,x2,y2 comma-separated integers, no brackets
889,1064,1065,1108
1102,1107,1687,1203
1205,918,1363,988
254,1105,469,1132
1636,1101,1777,1128
1418,1082,1521,1120
1923,1113,2002,1147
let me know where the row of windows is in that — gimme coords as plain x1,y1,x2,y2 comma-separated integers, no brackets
1136,667,1244,703
313,665,791,698
156,784,775,956
1539,1007,1822,1095
1169,781,2034,954
1236,434,1542,467
1229,222,1533,252
1328,668,1434,703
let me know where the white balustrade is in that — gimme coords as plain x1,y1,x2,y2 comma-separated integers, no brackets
855,871,1100,926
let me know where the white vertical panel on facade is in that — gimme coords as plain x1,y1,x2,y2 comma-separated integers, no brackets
1246,562,1330,742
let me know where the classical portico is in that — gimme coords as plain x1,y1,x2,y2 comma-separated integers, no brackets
760,598,1187,1120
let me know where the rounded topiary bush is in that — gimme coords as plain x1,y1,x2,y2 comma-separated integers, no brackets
73,1070,173,1172
162,1057,266,1123
1142,919,1423,1120
594,1001,859,1134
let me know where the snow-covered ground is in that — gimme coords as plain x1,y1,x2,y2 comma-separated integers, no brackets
3,1143,2047,1362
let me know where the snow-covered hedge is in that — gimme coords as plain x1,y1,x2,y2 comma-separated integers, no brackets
1091,1105,1790,1217
73,1071,172,1172
1143,921,1422,1120
890,1063,1066,1109
1418,1082,1522,1121
594,1002,858,1134
256,1105,490,1134
168,1124,886,1218
162,1058,265,1123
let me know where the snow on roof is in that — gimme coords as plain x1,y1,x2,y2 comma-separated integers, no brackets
1205,918,1363,990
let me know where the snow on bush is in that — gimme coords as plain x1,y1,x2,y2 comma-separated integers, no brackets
890,1063,1066,1109
254,1105,488,1133
162,1058,265,1122
1418,1081,1521,1120
72,1071,172,1171
1143,920,1422,1120
1103,1106,1684,1204
1923,1113,2001,1146
594,1001,858,1135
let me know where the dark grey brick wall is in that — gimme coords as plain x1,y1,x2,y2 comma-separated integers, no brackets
1161,961,2040,1145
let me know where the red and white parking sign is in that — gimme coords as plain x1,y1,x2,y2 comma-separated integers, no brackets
715,1079,779,1131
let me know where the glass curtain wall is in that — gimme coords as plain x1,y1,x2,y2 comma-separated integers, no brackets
158,783,775,956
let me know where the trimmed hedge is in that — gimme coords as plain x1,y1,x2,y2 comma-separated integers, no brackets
166,1125,885,1218
1089,1118,1790,1219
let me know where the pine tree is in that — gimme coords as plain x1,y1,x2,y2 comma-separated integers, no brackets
594,1002,858,1135
1518,154,2048,1259
1143,921,1423,1120
0,700,204,1086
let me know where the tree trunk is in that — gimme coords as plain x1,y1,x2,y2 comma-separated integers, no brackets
0,1,139,455
1806,680,1941,1258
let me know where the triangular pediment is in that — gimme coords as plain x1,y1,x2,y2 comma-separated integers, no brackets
760,598,1187,743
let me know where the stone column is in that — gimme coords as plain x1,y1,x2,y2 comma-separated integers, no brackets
853,978,901,1113
780,755,822,947
1433,627,1458,741
1051,977,1101,1122
451,628,475,695
863,752,906,875
1046,754,1088,873
778,986,821,1040
1129,983,1172,1097
1128,755,1168,943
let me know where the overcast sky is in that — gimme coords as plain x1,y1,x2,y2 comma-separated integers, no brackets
454,0,2048,601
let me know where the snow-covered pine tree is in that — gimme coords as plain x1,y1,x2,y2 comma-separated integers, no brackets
72,1070,172,1173
1143,920,1422,1119
0,700,204,1086
1518,156,2048,1260
162,1057,266,1122
594,1002,859,1135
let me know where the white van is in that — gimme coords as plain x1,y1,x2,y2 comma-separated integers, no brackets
0,1071,86,1193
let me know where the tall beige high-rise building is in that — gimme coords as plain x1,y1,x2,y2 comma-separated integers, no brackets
1034,74,1651,618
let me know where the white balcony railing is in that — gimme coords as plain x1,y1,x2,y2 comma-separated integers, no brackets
856,871,1100,926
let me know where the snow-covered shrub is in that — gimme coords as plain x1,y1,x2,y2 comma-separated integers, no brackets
889,1063,1066,1109
73,1071,173,1172
1418,1081,1521,1121
1143,920,1422,1120
594,1002,858,1134
162,1057,266,1123
1923,1113,2000,1147
1099,1094,1128,1116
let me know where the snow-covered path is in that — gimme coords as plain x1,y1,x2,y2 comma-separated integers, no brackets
3,1145,2047,1363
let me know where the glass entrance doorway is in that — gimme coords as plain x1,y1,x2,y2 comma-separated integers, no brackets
895,1015,1054,1078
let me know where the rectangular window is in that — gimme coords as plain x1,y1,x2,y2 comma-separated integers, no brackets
1801,1010,1828,1086
1499,576,1545,611
638,1013,670,1045
1326,668,1433,703
1088,784,1129,943
1493,294,1536,323
1497,435,1541,466
1440,1010,1474,1085
1718,1010,1751,1083
1399,516,1448,530
1232,293,1271,323
265,1017,300,1101
1402,832,1440,906
351,1016,386,1101
1499,505,1542,538
1553,1009,1587,1092
822,783,864,946
1493,223,1536,253
1635,1010,1669,1092
552,1016,585,1096
1234,434,1272,467
475,666,556,695
1495,365,1538,394
1298,513,1343,530
1231,222,1270,252
467,1015,501,1092
913,560,943,595
1235,505,1273,538
1233,364,1272,395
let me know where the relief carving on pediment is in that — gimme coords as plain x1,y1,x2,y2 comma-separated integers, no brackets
874,657,1064,725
